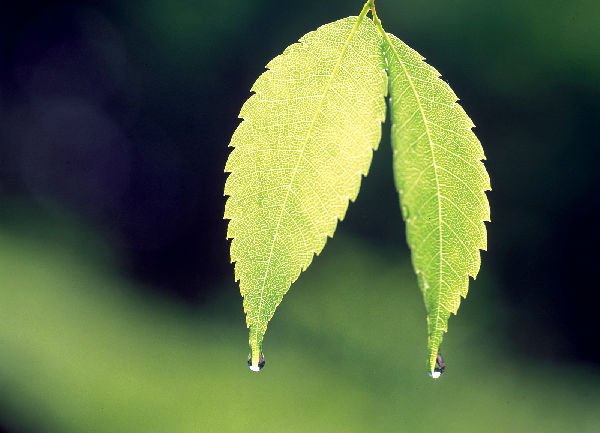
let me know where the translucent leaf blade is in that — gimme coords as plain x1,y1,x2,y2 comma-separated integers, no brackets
224,16,387,367
384,33,491,374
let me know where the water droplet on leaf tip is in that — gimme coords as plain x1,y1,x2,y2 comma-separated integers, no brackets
428,352,446,379
429,370,442,379
247,352,266,372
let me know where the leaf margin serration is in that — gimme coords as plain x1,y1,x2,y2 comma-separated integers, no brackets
383,31,491,374
224,15,388,367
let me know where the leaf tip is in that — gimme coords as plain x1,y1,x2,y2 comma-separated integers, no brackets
248,326,266,372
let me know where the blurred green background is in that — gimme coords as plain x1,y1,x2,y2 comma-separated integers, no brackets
0,0,599,432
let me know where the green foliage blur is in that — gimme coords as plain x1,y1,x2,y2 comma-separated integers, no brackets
1,0,599,431
1,209,599,433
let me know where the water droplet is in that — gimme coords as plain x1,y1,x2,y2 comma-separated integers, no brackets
428,352,446,379
401,204,410,220
247,352,266,372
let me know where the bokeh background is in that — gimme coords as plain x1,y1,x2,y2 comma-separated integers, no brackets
1,0,599,432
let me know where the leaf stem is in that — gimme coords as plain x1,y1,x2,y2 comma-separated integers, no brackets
367,0,386,37
358,0,371,20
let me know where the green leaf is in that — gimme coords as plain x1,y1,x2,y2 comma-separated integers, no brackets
224,14,387,369
383,33,491,374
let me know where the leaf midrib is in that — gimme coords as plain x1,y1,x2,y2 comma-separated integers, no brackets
385,35,446,336
252,17,367,335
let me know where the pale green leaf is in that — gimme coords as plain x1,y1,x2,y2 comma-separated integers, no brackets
224,15,387,368
384,33,491,374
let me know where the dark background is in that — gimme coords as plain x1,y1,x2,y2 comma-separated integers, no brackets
0,1,599,432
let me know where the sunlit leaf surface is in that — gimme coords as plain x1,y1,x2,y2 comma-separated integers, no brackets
385,32,491,374
224,16,387,366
